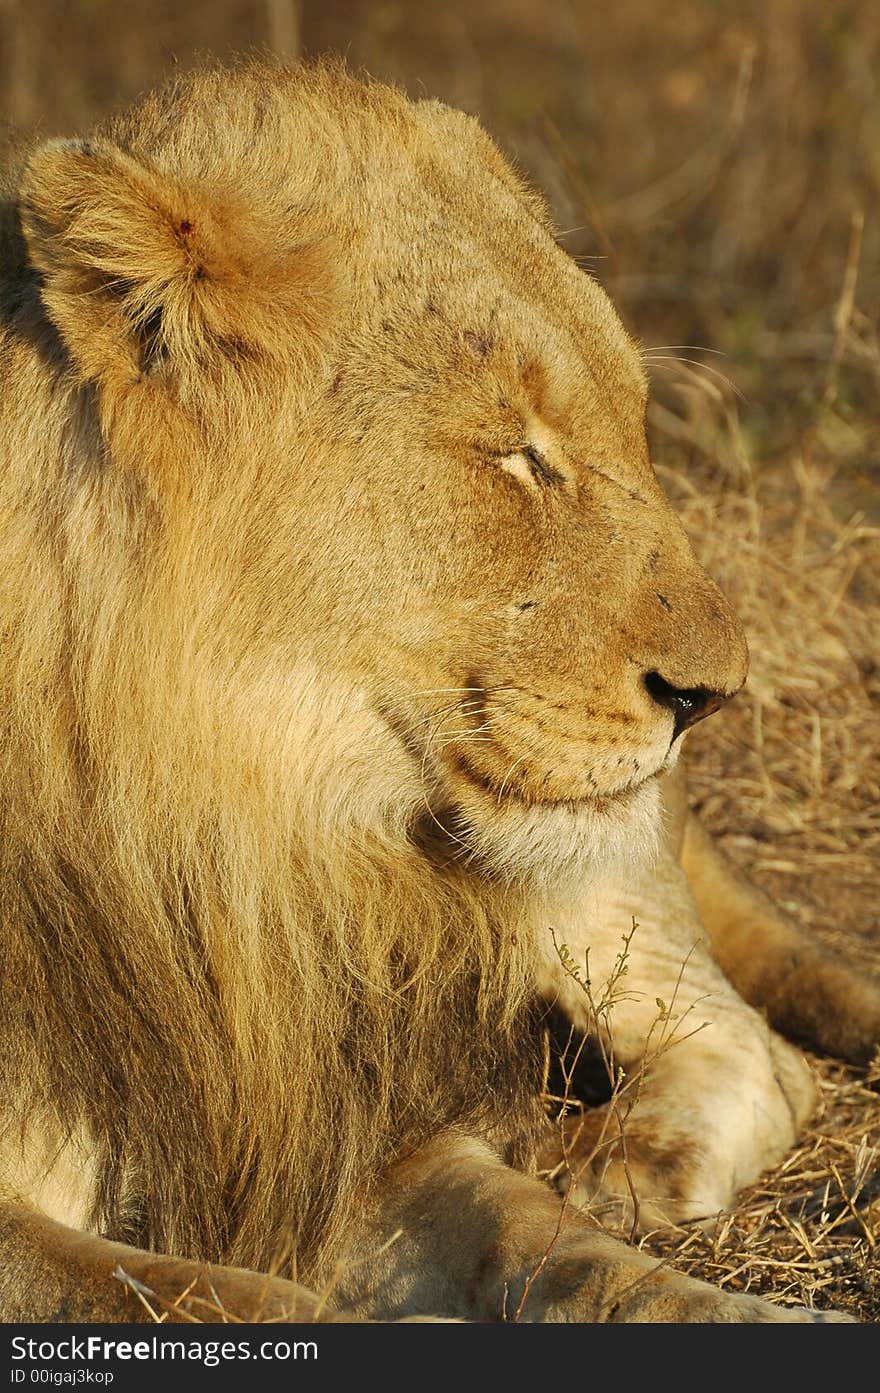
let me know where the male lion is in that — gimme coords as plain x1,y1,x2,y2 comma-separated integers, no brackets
1,60,878,1325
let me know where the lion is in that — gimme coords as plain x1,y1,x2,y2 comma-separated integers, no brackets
1,58,878,1325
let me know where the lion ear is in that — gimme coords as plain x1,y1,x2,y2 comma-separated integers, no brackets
18,137,336,385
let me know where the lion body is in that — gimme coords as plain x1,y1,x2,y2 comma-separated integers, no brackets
0,60,877,1323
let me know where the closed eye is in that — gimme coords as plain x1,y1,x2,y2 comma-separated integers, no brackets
500,445,567,490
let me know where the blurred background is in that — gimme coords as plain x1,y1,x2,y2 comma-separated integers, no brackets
2,0,879,1310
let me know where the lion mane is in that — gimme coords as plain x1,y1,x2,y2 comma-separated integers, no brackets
0,62,543,1286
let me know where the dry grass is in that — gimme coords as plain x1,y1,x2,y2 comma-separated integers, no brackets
630,385,880,1320
682,457,879,968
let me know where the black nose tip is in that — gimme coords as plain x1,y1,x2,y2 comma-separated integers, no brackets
643,671,732,741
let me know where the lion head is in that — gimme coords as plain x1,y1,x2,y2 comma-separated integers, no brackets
0,61,746,1279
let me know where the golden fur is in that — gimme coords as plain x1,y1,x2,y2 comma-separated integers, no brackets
1,59,877,1323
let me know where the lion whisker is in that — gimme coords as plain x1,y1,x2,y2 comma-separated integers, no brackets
410,699,484,735
435,731,492,743
416,789,474,855
641,354,746,403
412,687,487,696
412,685,518,699
432,734,493,761
419,709,485,763
497,753,529,804
640,343,726,357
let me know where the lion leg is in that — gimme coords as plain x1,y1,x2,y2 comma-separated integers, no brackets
535,848,816,1230
681,811,880,1065
535,1020,812,1232
337,1133,846,1321
0,1200,329,1323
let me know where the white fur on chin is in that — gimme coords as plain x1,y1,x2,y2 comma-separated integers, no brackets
454,777,663,890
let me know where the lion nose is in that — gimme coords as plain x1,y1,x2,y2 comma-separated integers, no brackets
643,671,733,741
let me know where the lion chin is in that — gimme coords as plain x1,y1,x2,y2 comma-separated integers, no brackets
422,775,664,889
